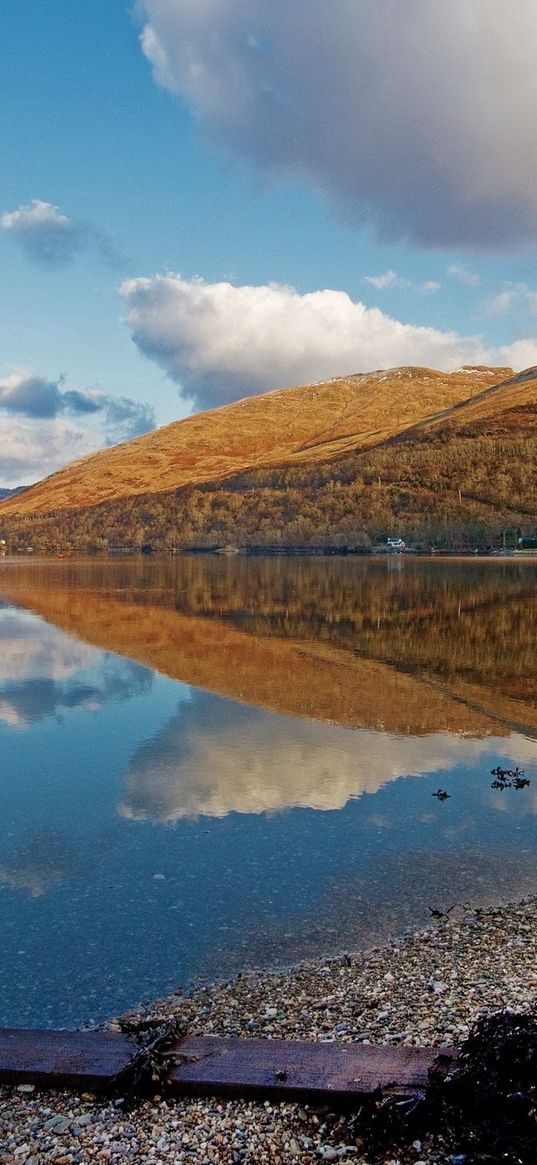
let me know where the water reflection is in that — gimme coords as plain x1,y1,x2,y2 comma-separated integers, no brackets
120,690,529,822
2,555,537,737
0,831,83,897
0,606,152,726
0,607,96,683
0,556,537,1027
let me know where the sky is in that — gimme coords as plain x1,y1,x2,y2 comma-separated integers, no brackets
2,0,537,486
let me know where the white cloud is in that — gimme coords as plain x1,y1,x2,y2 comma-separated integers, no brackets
0,371,102,419
0,610,97,685
484,282,537,318
2,200,82,266
0,413,95,486
486,290,519,317
447,264,481,287
120,689,537,822
493,338,537,372
136,0,537,247
364,270,399,290
121,273,537,408
364,271,441,294
1,199,122,268
0,369,155,486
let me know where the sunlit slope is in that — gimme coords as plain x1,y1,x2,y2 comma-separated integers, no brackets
0,366,508,516
397,365,537,441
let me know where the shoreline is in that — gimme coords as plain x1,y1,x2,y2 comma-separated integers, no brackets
4,550,537,563
2,895,537,1162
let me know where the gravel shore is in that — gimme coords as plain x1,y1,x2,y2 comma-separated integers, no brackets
2,896,537,1164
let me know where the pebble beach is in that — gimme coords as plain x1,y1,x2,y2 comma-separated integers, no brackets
2,896,537,1164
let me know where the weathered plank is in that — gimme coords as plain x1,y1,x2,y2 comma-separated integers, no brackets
0,1028,457,1103
170,1035,456,1104
0,1028,133,1092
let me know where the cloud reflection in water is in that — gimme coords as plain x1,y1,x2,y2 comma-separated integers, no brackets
119,690,537,822
0,607,153,727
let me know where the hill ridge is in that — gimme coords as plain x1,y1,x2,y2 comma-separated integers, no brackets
0,364,516,517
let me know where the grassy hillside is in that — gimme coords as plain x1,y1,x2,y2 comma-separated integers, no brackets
0,365,508,516
2,364,537,550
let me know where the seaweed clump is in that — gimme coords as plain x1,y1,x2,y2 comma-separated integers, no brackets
490,765,531,790
110,1016,188,1110
434,1006,537,1163
337,1006,537,1164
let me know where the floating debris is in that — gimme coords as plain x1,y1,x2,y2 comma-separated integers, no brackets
490,765,531,790
429,904,456,921
432,789,451,801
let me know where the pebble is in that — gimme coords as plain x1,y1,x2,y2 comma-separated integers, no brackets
2,896,537,1164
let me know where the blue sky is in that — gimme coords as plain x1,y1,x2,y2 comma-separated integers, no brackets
2,0,537,485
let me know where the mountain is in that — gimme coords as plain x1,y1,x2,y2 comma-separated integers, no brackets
394,364,537,441
1,363,537,550
0,365,510,516
0,486,27,502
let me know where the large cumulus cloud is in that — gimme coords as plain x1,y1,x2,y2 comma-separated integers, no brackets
136,0,537,247
121,273,537,408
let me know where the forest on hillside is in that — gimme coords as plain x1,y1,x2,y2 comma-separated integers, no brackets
1,427,536,553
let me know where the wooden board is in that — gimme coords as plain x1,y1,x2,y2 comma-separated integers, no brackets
0,1028,457,1104
0,1028,133,1092
170,1035,455,1103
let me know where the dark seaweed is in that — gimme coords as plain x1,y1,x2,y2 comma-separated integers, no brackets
337,1007,537,1164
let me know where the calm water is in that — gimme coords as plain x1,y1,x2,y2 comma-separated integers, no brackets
1,555,537,1028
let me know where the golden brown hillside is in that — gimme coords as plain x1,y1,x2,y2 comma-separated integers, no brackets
0,365,510,516
399,365,537,441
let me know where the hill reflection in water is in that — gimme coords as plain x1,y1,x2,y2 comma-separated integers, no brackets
2,552,536,691
1,555,537,819
1,555,537,1027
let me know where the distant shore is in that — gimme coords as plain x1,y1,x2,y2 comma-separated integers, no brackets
3,546,537,562
3,895,537,1163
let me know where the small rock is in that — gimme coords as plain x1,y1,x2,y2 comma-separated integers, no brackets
44,1115,70,1133
429,980,447,994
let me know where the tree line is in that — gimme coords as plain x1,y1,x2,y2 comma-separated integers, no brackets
1,427,536,553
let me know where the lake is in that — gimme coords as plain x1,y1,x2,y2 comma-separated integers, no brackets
1,554,536,1029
